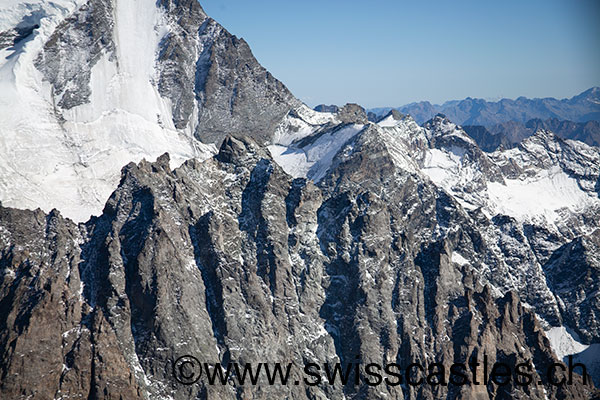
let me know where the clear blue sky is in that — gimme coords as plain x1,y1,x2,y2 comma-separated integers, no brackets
201,0,600,108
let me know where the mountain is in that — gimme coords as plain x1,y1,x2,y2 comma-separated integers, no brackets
2,1,600,399
460,125,512,152
463,118,600,152
314,104,339,113
2,107,600,398
0,0,299,221
370,87,600,126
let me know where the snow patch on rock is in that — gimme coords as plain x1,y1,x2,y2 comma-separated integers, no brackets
546,326,589,361
487,166,593,223
272,104,339,146
451,252,469,266
269,124,364,182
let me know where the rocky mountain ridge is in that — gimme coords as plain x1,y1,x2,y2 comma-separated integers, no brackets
2,106,600,398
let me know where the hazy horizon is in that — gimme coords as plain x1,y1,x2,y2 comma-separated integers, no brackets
366,86,599,110
202,0,600,108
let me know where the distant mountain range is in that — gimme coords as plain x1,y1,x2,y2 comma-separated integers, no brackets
367,87,600,126
463,118,600,152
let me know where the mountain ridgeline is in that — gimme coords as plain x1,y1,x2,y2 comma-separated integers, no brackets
463,118,600,152
370,87,600,126
0,1,600,399
2,110,600,399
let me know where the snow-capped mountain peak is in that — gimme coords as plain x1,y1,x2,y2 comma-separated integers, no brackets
0,0,298,221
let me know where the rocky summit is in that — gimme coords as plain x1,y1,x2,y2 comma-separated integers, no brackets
1,1,600,400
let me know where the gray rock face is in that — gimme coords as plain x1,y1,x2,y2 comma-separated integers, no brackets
193,19,299,144
462,125,519,152
337,103,368,124
2,2,600,399
155,0,299,143
314,104,339,113
273,110,600,364
155,0,209,130
1,131,598,399
0,207,144,399
35,0,115,110
385,109,406,121
421,117,600,342
545,230,600,343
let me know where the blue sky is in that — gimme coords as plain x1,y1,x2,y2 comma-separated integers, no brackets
201,0,600,108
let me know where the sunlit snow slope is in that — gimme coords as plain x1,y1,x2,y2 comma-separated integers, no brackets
0,0,217,221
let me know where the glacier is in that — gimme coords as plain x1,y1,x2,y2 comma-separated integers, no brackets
0,0,217,221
